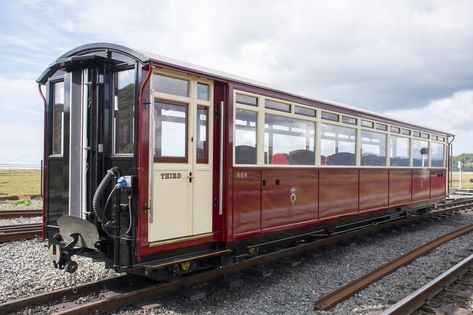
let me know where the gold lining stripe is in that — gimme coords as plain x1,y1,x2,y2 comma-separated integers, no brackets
150,249,232,269
149,232,213,247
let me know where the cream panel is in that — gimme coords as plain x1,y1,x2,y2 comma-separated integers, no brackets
192,169,213,234
150,168,192,241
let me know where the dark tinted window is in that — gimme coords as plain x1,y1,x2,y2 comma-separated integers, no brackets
52,81,64,155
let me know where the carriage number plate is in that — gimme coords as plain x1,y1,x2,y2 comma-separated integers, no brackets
236,172,248,179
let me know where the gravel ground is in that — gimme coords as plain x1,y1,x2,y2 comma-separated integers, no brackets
0,239,117,304
2,211,473,314
0,216,42,226
115,212,473,315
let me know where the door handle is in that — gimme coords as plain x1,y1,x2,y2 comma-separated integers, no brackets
188,172,194,183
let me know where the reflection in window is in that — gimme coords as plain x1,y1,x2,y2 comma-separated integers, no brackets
153,74,189,97
431,142,445,167
154,101,187,162
361,131,386,166
264,114,315,165
235,109,257,164
236,93,258,106
320,124,356,166
265,99,290,112
196,106,208,163
52,81,64,155
390,136,409,167
114,70,135,154
412,139,429,167
294,106,316,117
321,111,339,122
197,83,209,101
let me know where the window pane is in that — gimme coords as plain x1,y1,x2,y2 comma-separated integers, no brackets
235,109,257,164
320,124,356,166
114,70,135,154
361,120,374,128
361,131,386,166
390,136,409,167
236,93,257,106
431,142,444,167
294,106,316,117
52,81,64,155
421,133,429,139
264,114,315,165
197,83,209,101
412,139,429,167
197,106,208,163
342,116,357,125
153,74,189,97
431,135,438,141
265,99,290,112
390,126,400,134
402,129,411,136
413,131,421,138
154,101,187,161
321,111,339,122
376,123,387,131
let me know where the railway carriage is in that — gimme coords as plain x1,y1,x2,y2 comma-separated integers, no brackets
38,43,452,278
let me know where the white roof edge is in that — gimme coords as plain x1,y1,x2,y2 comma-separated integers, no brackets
138,49,452,136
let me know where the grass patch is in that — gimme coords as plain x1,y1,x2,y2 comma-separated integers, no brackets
451,172,473,189
0,169,41,199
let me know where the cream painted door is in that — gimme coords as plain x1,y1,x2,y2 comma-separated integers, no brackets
149,78,213,243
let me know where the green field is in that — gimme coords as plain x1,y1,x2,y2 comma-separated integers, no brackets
451,172,473,189
0,169,41,199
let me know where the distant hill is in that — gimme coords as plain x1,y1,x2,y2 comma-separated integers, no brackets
452,153,473,171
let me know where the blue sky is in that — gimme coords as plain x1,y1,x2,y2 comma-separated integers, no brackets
0,0,472,165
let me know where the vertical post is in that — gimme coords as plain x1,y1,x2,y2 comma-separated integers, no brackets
458,160,463,189
40,159,43,196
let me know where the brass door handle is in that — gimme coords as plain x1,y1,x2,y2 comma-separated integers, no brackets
188,172,194,183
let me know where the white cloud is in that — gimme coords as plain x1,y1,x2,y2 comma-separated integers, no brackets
384,90,473,154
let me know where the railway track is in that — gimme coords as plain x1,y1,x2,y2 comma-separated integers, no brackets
1,198,472,314
383,252,473,314
0,223,42,242
0,209,42,219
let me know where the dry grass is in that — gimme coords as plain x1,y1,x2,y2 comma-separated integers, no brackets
451,172,473,189
0,169,41,199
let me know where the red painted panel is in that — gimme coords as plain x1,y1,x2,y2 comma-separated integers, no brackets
319,169,358,218
412,169,431,201
233,169,261,235
262,169,318,229
430,169,446,198
359,169,388,211
389,169,412,206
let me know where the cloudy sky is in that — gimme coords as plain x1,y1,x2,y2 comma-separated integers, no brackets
0,0,472,165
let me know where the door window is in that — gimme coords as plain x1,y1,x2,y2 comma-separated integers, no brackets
51,81,64,155
196,106,209,163
113,69,135,154
154,101,188,163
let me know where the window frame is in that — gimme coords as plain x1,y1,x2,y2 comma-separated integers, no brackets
232,89,449,169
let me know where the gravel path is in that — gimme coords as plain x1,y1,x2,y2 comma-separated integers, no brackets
2,211,473,314
0,239,118,304
0,216,42,226
0,198,42,211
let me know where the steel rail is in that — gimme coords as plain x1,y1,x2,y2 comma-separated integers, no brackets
382,252,473,315
54,202,473,315
0,209,42,219
0,275,131,314
0,223,42,242
313,216,473,310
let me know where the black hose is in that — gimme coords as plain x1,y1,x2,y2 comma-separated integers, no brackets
93,167,120,222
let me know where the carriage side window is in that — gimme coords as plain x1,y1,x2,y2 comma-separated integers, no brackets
235,109,257,164
114,69,135,154
361,130,386,166
390,136,410,167
264,114,315,165
412,139,429,167
153,74,189,97
431,142,445,167
154,101,188,162
197,83,209,101
51,81,64,155
196,106,208,163
320,124,356,166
